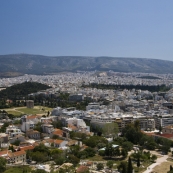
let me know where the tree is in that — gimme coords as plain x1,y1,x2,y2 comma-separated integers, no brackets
159,125,162,133
107,160,114,169
67,154,80,166
151,154,157,163
84,147,96,157
97,163,104,170
137,157,140,170
122,123,143,144
105,144,114,158
34,122,43,133
12,139,20,146
102,122,118,138
8,145,15,152
134,120,140,131
122,141,133,151
121,148,128,158
127,157,133,173
55,157,65,165
118,161,127,173
69,145,80,155
0,157,6,172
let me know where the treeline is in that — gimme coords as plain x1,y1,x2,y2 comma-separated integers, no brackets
83,83,170,92
137,76,161,79
29,93,90,110
0,82,50,99
0,91,91,110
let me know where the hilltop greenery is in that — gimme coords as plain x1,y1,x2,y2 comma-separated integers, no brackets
137,76,161,79
83,83,170,92
0,82,50,99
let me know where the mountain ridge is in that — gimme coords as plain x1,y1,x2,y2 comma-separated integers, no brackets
0,54,173,77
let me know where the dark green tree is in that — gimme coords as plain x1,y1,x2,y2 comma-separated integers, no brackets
127,157,133,173
97,163,104,170
122,141,133,151
107,160,114,169
118,161,127,173
137,157,140,170
0,157,6,173
67,154,80,166
151,154,157,163
121,148,128,158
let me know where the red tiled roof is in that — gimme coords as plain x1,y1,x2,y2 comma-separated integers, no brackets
68,124,77,130
53,129,63,136
20,145,35,151
54,139,63,144
12,150,25,157
76,166,89,173
157,133,173,138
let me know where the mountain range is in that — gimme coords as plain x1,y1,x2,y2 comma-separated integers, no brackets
0,54,173,77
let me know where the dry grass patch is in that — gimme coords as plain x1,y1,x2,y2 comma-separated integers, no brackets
152,161,172,173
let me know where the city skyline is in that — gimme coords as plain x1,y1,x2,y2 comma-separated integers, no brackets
0,1,173,61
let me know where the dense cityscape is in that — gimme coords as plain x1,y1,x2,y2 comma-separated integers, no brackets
0,71,173,173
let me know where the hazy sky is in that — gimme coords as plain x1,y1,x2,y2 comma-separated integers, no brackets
0,1,173,61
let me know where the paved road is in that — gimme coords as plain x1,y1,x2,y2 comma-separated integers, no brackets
143,155,168,173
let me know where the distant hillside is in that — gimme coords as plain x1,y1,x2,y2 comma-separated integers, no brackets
0,82,51,99
0,54,173,77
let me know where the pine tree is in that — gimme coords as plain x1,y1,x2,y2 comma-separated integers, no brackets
127,157,133,173
137,157,140,171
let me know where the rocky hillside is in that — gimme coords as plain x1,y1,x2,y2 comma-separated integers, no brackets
0,54,173,77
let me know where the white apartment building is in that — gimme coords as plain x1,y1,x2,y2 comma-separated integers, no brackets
6,125,23,137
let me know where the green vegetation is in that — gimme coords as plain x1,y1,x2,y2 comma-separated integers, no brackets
0,82,50,99
27,143,51,163
0,122,9,132
1,106,52,117
137,76,161,79
0,157,6,173
107,160,114,169
102,122,119,138
97,163,104,170
4,166,31,173
122,120,173,153
83,83,170,92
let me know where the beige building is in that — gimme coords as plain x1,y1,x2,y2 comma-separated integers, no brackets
0,150,26,163
162,125,173,134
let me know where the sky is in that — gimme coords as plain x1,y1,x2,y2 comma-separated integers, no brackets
0,0,173,61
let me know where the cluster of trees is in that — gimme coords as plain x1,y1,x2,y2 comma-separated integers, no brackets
137,76,161,79
117,157,133,173
0,81,90,110
26,144,51,163
99,144,128,159
69,145,95,160
83,83,170,92
0,82,50,99
122,121,173,154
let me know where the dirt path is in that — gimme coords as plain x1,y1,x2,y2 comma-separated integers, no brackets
143,155,168,173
